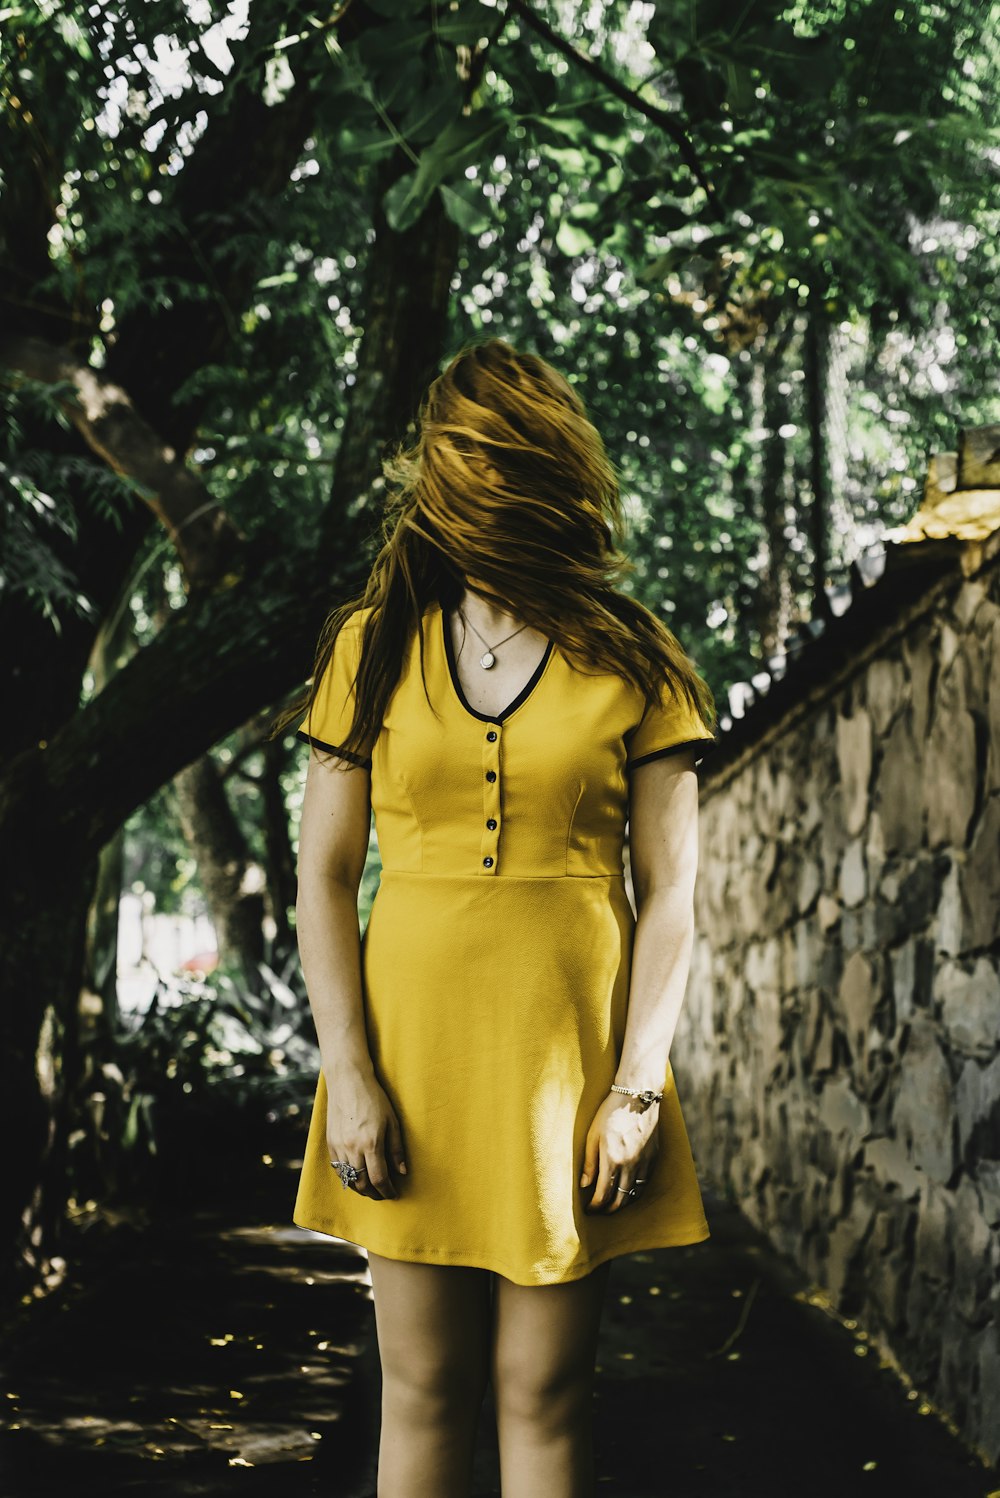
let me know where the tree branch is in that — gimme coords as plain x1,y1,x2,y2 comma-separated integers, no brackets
0,332,243,592
506,0,722,215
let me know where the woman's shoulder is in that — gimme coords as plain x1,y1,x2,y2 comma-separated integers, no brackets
343,603,376,634
348,599,444,632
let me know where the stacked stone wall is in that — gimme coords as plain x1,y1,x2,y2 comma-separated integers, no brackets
677,553,1000,1464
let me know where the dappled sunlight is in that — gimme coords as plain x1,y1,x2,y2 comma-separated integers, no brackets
1,1173,376,1486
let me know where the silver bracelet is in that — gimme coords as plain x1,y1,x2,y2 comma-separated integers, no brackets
611,1083,663,1107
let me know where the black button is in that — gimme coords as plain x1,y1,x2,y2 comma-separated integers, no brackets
486,730,497,741
483,856,494,868
486,818,497,831
485,769,497,782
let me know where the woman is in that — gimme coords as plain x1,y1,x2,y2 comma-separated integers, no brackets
274,337,718,1496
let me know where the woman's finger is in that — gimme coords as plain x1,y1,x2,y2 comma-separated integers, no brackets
580,1131,600,1191
587,1140,617,1213
639,1128,660,1183
353,1161,380,1200
330,1141,380,1200
363,1140,397,1200
386,1113,408,1180
629,1136,657,1202
608,1160,636,1213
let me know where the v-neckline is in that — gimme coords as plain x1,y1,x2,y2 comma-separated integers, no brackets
439,602,554,725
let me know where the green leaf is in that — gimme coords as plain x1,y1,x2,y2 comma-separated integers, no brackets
556,220,594,257
123,1092,141,1150
399,78,464,144
420,110,507,178
356,17,433,68
339,124,397,159
433,9,488,45
439,181,492,235
379,54,426,113
383,109,506,230
383,169,435,232
724,61,755,113
540,144,590,174
525,112,587,145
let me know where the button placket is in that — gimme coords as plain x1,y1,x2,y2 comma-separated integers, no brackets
481,724,501,873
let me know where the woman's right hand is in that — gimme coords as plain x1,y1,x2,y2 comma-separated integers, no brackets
325,1064,407,1201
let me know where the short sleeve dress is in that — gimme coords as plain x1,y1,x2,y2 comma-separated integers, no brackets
291,596,716,1285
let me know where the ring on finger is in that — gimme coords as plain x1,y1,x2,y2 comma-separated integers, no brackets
330,1160,368,1190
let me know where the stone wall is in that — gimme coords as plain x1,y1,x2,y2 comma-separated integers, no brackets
676,454,1000,1465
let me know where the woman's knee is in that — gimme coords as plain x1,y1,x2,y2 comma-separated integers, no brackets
369,1256,492,1420
382,1347,489,1424
490,1266,610,1426
493,1355,593,1431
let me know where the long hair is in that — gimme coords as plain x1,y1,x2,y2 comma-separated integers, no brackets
269,337,716,767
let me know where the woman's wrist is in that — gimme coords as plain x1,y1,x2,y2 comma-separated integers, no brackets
323,1045,375,1083
612,1071,665,1092
610,1081,663,1106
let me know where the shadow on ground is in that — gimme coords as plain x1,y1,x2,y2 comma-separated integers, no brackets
1,1161,996,1497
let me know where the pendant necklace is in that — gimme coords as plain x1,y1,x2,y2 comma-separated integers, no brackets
458,605,529,670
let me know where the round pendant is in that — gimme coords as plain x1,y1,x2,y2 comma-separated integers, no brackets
480,651,495,669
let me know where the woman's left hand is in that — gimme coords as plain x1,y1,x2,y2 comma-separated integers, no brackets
580,1090,660,1213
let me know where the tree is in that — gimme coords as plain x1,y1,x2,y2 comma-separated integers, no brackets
0,1,460,1283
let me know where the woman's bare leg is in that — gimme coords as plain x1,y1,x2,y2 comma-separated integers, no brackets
367,1252,493,1498
490,1258,612,1498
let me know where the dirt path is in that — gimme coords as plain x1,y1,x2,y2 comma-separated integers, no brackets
1,1161,996,1497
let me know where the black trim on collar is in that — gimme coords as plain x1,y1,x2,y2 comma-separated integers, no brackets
441,604,554,724
295,728,371,768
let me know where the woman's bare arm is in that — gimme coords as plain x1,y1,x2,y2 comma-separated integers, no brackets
617,749,701,1091
295,753,375,1084
580,749,702,1211
295,752,406,1200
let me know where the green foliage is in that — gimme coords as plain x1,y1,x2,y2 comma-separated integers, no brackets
67,957,322,1203
0,385,141,630
2,0,994,685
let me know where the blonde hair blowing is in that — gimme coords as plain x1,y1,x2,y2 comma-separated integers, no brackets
271,337,716,767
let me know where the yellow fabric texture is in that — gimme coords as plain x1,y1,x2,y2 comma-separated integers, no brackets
293,599,716,1285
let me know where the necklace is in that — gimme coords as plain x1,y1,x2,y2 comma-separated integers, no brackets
458,605,529,670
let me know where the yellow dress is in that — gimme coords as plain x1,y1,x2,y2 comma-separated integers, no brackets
292,597,716,1285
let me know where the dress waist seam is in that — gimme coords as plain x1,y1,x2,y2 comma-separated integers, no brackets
378,870,626,882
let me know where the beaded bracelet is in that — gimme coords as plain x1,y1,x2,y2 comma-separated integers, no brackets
611,1083,663,1108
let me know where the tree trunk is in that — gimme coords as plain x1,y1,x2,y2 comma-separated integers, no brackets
321,143,460,546
173,755,266,981
259,739,298,961
804,300,833,623
755,315,797,656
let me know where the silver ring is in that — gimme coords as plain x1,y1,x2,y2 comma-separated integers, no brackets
330,1160,366,1190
